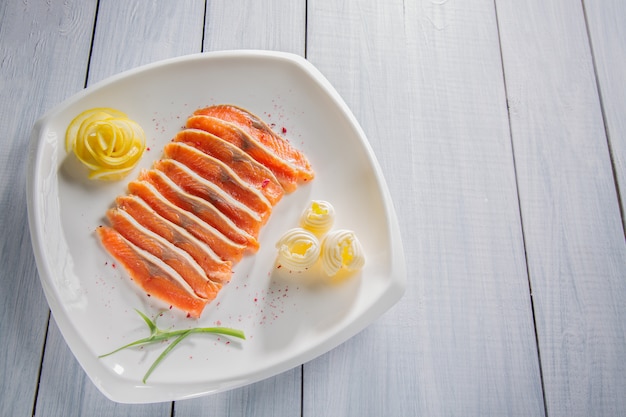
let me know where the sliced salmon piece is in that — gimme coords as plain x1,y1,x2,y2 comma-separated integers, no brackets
153,159,262,237
138,169,259,252
173,129,284,205
106,208,222,300
127,179,249,262
186,115,300,193
115,195,233,283
163,142,272,223
97,225,208,318
193,105,314,183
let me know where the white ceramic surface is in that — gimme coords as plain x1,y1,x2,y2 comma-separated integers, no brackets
27,50,406,404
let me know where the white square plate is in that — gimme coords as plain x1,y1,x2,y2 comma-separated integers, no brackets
27,50,405,403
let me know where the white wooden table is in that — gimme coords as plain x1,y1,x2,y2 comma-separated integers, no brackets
2,0,625,416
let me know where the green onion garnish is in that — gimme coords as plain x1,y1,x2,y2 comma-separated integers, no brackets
99,309,245,383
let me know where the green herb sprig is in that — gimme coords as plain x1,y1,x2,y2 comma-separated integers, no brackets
99,309,245,383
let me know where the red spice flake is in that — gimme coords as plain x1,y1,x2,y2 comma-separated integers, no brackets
277,264,282,269
186,313,191,318
226,341,230,345
215,320,222,326
281,127,287,134
146,147,151,151
261,178,270,188
254,298,258,302
111,263,117,269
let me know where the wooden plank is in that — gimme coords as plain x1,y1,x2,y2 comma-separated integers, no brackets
36,321,171,417
203,0,304,54
34,1,204,414
584,0,626,230
495,0,626,415
86,0,204,84
174,1,306,414
304,0,545,415
175,370,302,416
0,1,98,416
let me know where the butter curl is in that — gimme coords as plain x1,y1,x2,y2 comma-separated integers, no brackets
275,228,321,271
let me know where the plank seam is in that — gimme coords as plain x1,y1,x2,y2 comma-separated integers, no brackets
580,0,626,239
300,364,304,417
201,0,208,53
83,0,101,88
492,1,549,416
304,0,308,58
31,310,51,417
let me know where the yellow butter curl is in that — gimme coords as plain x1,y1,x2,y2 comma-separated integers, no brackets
275,228,321,271
320,229,365,277
65,107,146,180
299,200,335,235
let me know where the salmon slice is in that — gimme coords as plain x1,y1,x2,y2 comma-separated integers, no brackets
173,129,284,205
193,105,314,183
127,179,249,262
97,226,208,318
106,208,221,300
115,195,233,283
153,159,262,237
163,141,272,223
138,169,259,252
186,115,300,193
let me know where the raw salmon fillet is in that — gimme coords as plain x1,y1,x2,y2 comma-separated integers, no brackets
173,129,284,205
115,195,233,283
164,141,272,222
97,226,208,318
97,105,314,318
106,208,222,300
140,168,259,251
127,180,248,262
154,159,263,236
194,105,314,182
186,115,301,193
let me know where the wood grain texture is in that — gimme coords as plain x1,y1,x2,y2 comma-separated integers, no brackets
34,1,204,415
87,0,205,85
36,320,170,417
173,368,302,416
0,1,97,416
203,0,305,54
305,0,544,415
584,0,626,231
496,0,626,415
4,0,626,415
